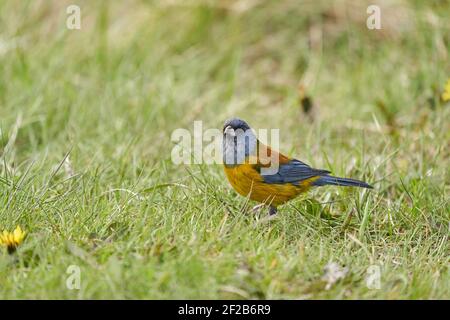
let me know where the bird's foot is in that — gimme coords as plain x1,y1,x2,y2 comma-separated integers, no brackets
256,210,278,225
269,206,277,216
251,204,265,213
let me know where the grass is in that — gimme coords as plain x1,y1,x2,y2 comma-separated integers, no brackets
0,0,449,299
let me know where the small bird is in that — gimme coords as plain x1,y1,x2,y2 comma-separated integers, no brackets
222,118,372,216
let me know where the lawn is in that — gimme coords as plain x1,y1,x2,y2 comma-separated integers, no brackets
0,0,448,299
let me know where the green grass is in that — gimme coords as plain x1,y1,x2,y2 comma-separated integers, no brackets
0,0,449,299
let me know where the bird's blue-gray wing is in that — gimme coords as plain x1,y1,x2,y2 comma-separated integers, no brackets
261,159,330,185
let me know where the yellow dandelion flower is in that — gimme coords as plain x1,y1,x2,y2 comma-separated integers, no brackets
442,79,450,102
0,226,26,254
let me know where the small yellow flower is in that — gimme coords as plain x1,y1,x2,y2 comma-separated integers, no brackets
442,79,450,102
0,226,26,254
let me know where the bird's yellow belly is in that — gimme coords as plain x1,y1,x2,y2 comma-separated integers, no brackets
224,164,315,206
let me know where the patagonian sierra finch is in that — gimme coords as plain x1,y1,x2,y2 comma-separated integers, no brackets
222,118,373,216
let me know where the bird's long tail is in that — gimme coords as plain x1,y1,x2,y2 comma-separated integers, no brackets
313,175,373,189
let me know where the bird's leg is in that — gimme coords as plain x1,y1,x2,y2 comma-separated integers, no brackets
269,206,277,216
251,203,265,213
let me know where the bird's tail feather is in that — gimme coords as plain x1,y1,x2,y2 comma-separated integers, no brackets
313,175,373,189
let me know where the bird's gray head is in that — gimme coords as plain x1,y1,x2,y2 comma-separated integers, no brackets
222,118,251,133
222,118,257,166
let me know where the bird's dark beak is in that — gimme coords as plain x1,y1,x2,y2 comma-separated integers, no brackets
224,125,236,137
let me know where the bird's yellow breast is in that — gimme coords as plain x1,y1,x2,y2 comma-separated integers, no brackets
224,164,317,207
